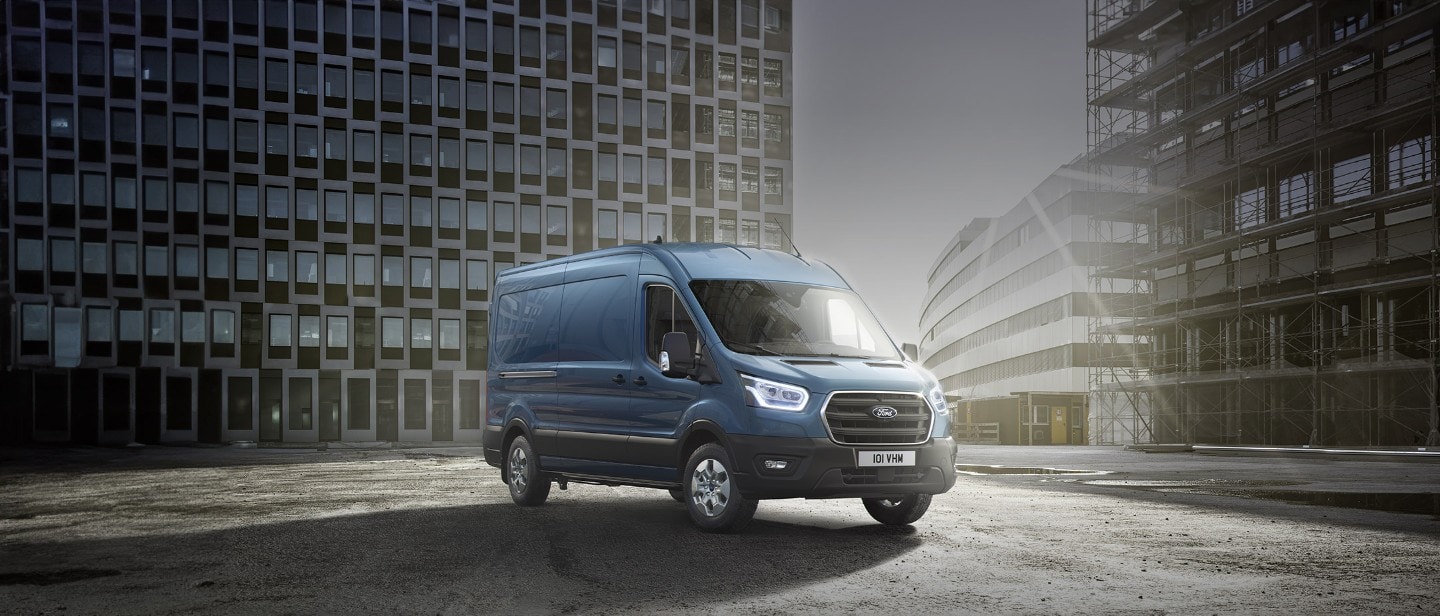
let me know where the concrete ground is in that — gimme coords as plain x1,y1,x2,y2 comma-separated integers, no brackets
1,444,1437,614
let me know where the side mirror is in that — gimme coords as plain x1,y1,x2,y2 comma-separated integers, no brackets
901,343,919,362
661,331,694,378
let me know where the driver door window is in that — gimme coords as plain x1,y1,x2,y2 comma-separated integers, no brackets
645,285,700,366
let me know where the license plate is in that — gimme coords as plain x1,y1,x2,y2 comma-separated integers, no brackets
858,450,915,467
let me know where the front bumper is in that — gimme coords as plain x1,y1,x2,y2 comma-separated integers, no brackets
727,434,957,500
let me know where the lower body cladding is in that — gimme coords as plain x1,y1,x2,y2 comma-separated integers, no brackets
727,435,958,500
483,426,957,500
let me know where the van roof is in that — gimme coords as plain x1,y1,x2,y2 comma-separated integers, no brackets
498,242,850,288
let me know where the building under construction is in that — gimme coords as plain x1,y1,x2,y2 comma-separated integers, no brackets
1086,0,1440,446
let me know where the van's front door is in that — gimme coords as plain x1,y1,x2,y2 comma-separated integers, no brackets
623,280,703,472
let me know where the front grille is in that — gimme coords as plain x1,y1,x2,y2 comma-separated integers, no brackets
822,391,932,445
841,467,928,485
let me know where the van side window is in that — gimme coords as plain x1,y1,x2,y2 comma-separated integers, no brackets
645,285,701,365
556,276,633,362
490,285,564,365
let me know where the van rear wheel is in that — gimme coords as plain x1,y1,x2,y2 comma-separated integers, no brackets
862,493,931,525
507,435,551,506
682,444,757,532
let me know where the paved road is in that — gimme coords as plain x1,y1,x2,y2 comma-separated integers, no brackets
1,445,1437,614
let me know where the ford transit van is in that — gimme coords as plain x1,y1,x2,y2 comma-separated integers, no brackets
483,243,956,531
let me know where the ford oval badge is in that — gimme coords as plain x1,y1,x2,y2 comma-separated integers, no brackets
870,406,899,419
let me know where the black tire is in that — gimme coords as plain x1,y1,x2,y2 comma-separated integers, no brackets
506,435,551,506
862,493,932,526
668,487,686,503
681,443,757,532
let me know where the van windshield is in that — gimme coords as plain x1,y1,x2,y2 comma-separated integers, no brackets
689,280,901,360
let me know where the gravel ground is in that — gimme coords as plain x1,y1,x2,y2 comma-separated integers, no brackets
1,444,1437,614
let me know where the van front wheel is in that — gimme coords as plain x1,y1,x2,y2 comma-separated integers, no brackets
862,494,931,525
682,444,757,532
507,435,551,506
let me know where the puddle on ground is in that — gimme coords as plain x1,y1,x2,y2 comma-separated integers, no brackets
956,464,1111,476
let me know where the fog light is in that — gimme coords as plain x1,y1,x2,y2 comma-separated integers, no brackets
763,459,789,470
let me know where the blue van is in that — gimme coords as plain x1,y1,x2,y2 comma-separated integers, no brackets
483,243,956,531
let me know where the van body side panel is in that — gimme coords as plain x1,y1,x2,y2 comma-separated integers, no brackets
553,254,640,464
485,264,569,460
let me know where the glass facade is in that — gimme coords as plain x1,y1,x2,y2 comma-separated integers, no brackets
0,0,795,444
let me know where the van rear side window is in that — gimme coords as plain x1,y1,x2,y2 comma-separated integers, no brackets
556,276,633,362
491,286,563,365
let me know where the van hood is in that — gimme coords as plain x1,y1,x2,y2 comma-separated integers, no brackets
725,353,934,396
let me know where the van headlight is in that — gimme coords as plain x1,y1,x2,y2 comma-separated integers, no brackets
925,385,949,415
741,375,809,412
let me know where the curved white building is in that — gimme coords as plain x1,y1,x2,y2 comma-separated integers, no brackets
918,164,1134,444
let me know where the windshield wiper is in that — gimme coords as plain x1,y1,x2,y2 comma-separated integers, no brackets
721,340,784,356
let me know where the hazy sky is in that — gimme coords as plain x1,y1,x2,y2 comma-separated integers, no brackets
791,0,1087,344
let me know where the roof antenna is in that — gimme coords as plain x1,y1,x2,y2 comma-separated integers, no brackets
653,235,664,244
768,216,802,258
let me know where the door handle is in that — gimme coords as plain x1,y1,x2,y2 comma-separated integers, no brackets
633,376,647,386
611,374,625,385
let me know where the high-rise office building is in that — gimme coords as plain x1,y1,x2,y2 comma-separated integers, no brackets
0,0,795,445
1086,0,1438,446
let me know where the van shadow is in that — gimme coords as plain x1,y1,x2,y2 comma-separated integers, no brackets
2,497,923,613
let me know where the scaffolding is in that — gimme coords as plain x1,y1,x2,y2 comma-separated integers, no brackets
1085,0,1440,446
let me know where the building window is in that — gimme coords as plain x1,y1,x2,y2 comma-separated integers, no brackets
411,257,433,288
1333,153,1372,203
382,256,404,286
325,253,347,285
440,259,461,289
412,319,433,349
150,309,175,343
1234,186,1266,230
466,260,489,290
521,205,541,235
740,110,759,140
213,310,236,344
624,212,643,242
547,205,568,236
648,100,666,131
176,245,200,278
355,194,376,224
266,250,289,282
296,252,319,284
87,307,112,343
438,198,461,229
717,53,736,90
182,311,205,344
299,316,321,348
145,246,168,277
296,189,318,221
411,196,433,227
764,112,785,143
763,58,783,95
324,190,347,222
382,317,404,348
236,248,259,281
623,154,643,187
495,202,515,233
467,200,488,231
598,210,619,241
50,239,76,273
648,156,666,187
1388,135,1433,190
599,36,618,68
206,247,229,278
354,255,376,285
718,163,737,192
764,167,784,195
22,305,49,343
439,319,461,350
410,74,432,106
354,130,376,163
325,128,346,160
466,79,486,112
1278,171,1314,218
120,310,144,342
718,107,736,137
327,316,349,348
83,242,107,274
269,314,292,347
